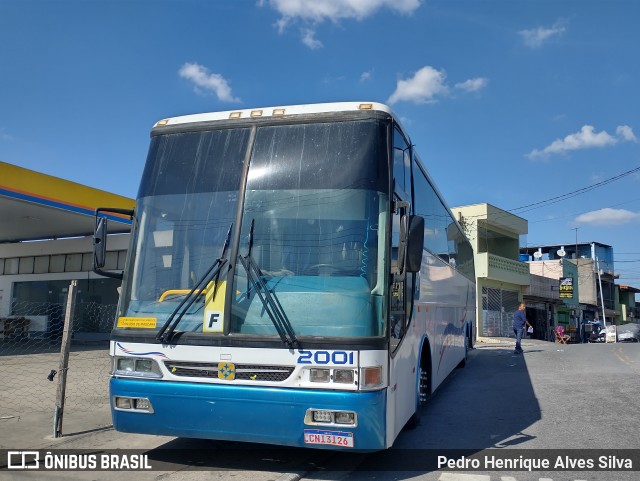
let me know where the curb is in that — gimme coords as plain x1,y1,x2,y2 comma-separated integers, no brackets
476,337,513,345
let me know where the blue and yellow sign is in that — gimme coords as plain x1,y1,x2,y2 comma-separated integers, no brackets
218,362,236,380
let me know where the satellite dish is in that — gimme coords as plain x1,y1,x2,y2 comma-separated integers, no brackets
557,248,566,258
533,249,542,259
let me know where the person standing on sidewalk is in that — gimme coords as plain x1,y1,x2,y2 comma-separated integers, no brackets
513,302,532,354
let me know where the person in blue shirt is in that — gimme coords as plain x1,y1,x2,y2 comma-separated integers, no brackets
513,302,532,354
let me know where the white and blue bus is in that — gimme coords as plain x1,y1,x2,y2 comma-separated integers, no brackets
94,102,476,451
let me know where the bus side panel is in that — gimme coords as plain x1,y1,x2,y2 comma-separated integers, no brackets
111,378,387,451
387,328,420,444
420,258,471,393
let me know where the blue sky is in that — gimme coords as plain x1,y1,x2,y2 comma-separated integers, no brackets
1,0,639,284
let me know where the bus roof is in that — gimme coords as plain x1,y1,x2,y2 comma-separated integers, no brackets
153,102,396,128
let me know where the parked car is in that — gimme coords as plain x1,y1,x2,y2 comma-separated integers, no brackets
616,323,640,342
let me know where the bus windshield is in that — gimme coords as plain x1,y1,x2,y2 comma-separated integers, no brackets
116,118,390,340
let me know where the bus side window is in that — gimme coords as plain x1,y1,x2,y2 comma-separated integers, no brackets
393,127,411,196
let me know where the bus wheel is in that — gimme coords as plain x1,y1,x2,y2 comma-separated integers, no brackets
406,365,429,429
457,339,468,369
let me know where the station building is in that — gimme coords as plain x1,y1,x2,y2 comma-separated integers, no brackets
0,161,133,340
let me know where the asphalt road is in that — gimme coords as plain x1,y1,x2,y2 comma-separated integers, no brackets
2,338,639,481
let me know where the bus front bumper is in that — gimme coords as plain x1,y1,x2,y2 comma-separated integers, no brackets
110,377,387,451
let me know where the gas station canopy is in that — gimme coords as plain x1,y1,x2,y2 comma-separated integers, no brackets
0,162,135,243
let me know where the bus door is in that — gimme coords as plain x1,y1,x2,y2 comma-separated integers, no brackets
387,127,419,441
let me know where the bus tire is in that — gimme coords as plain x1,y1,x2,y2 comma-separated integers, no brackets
406,361,429,429
456,338,468,369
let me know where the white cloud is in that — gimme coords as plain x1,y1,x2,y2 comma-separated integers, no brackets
575,208,640,226
528,125,637,159
454,77,489,93
178,63,241,103
387,66,449,105
266,0,421,23
360,70,373,82
301,28,323,49
263,0,421,48
387,67,487,105
617,125,638,142
519,21,566,48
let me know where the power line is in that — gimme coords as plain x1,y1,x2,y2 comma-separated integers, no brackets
527,197,640,224
508,165,640,214
453,165,640,226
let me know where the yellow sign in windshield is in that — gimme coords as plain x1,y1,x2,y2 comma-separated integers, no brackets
117,317,157,329
203,280,226,333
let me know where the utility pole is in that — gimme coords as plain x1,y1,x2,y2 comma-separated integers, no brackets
571,227,580,331
596,257,607,328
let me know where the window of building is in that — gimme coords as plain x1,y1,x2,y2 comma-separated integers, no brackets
11,278,121,337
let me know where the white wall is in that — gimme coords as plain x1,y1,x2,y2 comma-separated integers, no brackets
0,234,130,316
528,260,563,280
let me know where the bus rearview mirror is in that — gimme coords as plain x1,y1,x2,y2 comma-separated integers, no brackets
405,215,424,273
93,217,107,269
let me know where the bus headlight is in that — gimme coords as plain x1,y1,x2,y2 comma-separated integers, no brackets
333,369,355,384
118,358,135,372
305,409,357,427
113,396,154,413
312,410,333,423
334,411,356,425
308,368,356,385
113,357,163,379
309,368,331,383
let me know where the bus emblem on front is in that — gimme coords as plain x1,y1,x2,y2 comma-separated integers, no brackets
218,362,236,380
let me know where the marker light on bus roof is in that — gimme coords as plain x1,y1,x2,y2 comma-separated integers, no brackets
358,103,373,110
272,108,286,116
229,112,242,119
250,110,263,117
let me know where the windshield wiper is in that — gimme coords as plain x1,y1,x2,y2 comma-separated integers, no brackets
157,224,233,343
239,219,299,349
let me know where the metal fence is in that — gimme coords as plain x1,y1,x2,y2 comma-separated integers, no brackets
482,287,520,337
0,281,113,436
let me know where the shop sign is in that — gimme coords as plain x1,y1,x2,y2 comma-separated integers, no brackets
559,277,574,299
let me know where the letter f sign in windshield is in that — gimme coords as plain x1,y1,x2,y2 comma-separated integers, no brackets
208,313,220,328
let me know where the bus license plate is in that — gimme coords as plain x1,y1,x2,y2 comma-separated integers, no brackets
304,429,354,448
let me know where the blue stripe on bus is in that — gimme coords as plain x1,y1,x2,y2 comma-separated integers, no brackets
110,378,387,451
